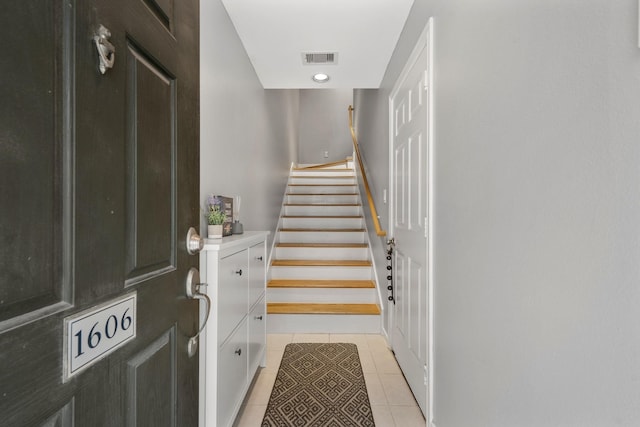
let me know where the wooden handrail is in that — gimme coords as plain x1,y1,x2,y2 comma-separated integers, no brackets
348,105,386,237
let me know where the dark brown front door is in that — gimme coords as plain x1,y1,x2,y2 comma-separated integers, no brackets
0,0,200,425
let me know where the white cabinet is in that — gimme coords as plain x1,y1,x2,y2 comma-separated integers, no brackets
198,231,269,427
217,322,248,427
217,249,248,344
248,296,266,375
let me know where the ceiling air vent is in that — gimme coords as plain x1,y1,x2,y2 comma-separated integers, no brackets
302,52,338,65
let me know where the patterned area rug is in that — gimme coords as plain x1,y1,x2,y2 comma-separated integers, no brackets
262,343,375,426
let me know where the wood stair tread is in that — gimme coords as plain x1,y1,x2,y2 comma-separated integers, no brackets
284,203,361,207
268,279,375,288
292,166,353,173
291,175,354,179
271,259,371,267
281,215,363,219
267,303,380,315
293,160,350,170
293,167,350,172
287,193,358,196
276,243,367,248
289,184,356,187
279,228,365,232
291,169,351,173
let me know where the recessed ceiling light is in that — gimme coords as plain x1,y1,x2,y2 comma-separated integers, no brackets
312,73,330,83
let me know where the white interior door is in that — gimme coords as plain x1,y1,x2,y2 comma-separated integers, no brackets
389,19,433,420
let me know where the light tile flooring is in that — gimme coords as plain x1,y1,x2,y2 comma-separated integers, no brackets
233,334,426,427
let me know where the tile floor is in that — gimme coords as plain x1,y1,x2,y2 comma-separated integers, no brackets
233,333,426,427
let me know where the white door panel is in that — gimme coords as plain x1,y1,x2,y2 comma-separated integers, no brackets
389,19,433,421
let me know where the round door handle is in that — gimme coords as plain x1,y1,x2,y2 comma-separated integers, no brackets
254,315,263,321
235,269,243,276
186,227,204,255
256,256,263,261
235,348,242,356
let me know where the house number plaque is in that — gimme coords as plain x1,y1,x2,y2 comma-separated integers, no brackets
63,293,137,380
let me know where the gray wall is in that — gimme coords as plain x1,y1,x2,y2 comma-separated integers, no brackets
298,89,354,164
356,1,640,426
200,0,298,243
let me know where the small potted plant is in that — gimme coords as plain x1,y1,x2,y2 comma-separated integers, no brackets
205,195,226,238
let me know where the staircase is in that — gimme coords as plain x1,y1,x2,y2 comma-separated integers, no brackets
266,159,381,333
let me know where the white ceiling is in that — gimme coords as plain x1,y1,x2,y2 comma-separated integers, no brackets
220,0,415,89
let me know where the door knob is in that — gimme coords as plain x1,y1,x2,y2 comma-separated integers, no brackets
185,267,210,357
186,227,204,255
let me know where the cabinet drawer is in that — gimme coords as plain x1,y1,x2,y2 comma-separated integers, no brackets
248,297,266,376
217,321,248,427
248,241,266,307
218,249,248,344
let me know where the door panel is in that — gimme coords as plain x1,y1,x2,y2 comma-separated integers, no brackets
0,0,70,324
142,0,175,31
389,21,432,419
125,43,177,284
0,0,199,425
395,249,407,334
126,327,177,427
0,2,75,424
409,132,425,231
42,400,75,427
395,145,407,228
408,257,424,358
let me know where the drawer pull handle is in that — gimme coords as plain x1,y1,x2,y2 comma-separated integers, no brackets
235,269,243,276
235,348,242,356
254,315,263,321
256,256,263,261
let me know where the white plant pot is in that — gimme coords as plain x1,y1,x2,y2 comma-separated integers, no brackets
208,224,223,238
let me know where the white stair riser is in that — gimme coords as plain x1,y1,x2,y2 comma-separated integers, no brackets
279,231,366,244
287,185,357,194
275,247,369,260
286,194,358,204
270,265,372,280
282,217,363,229
267,288,377,303
284,205,361,216
267,314,381,334
289,177,356,185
